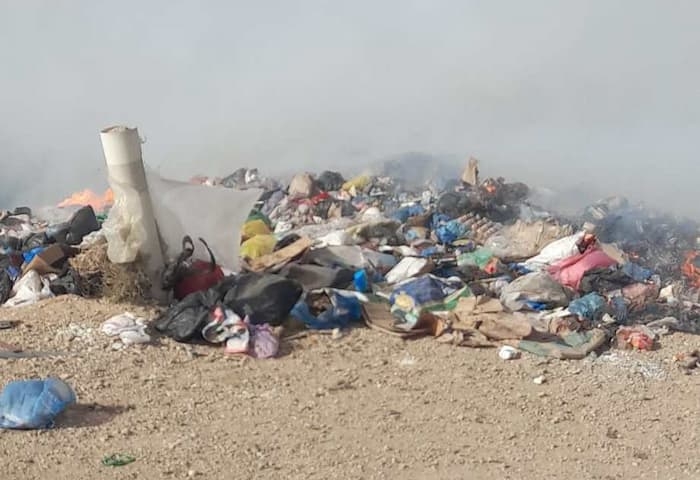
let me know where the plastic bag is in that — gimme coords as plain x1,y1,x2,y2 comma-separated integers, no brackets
102,178,148,263
291,289,365,330
522,232,586,271
435,220,468,244
317,171,345,192
0,378,76,429
241,219,271,240
342,175,371,192
484,220,573,260
390,275,470,328
288,173,316,199
240,235,277,260
385,258,433,284
221,273,303,326
4,270,53,308
500,272,571,312
457,248,494,270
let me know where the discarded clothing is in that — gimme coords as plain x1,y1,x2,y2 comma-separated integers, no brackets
102,313,151,346
509,329,607,360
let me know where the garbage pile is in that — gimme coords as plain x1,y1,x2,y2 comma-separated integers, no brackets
3,156,700,365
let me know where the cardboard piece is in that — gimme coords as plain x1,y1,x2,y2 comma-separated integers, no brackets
461,157,479,185
245,237,313,273
452,296,533,341
22,245,75,276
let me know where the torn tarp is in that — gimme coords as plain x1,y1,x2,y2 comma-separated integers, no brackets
146,170,262,272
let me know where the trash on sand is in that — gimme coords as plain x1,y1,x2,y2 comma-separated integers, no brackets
102,454,136,467
0,378,76,429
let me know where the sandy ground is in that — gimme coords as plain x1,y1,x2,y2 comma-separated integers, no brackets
1,295,700,480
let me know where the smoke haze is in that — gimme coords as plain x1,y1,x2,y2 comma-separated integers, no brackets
1,1,699,216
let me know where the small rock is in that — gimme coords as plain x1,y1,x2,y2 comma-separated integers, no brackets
331,328,344,340
499,346,520,360
187,469,198,477
533,375,546,385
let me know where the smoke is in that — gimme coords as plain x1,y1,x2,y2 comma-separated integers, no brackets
1,1,699,216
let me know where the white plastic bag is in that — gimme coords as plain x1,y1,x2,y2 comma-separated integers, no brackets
4,271,54,308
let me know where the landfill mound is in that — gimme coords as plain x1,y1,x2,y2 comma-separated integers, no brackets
2,155,700,430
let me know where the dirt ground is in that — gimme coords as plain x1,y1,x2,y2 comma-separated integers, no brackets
1,295,699,480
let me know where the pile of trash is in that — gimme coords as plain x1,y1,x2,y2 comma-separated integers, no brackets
4,154,700,429
3,156,700,363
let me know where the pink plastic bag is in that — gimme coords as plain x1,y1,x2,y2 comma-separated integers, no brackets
249,324,279,359
547,248,617,290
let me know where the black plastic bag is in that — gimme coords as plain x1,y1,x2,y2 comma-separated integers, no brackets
316,171,345,192
49,269,86,296
22,233,48,251
0,270,12,304
154,288,224,342
280,264,354,291
222,273,302,326
66,206,100,245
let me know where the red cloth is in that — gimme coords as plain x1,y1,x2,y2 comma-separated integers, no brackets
547,248,617,290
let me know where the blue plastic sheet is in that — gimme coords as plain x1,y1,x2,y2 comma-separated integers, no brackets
0,378,76,429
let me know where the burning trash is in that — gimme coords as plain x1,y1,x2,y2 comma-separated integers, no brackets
57,188,113,213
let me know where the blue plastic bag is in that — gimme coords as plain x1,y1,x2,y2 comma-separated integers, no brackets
0,378,76,429
568,293,606,321
435,220,467,245
392,204,425,223
353,270,369,293
291,290,363,330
